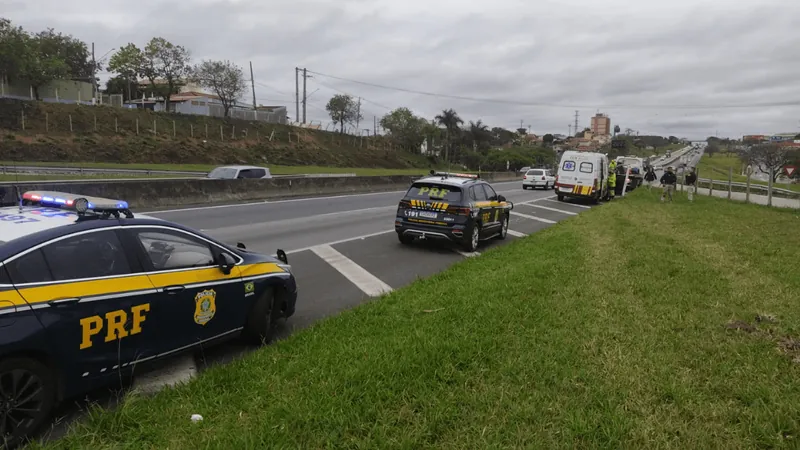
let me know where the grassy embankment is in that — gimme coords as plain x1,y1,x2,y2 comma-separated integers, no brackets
0,98,432,170
696,153,799,193
35,189,800,449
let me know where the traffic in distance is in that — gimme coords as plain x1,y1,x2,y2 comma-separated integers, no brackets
0,188,296,447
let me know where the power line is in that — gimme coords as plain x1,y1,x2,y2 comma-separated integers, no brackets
312,78,392,111
306,69,800,110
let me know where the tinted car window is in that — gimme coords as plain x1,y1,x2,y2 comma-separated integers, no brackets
249,169,266,178
207,168,238,179
6,250,53,284
472,185,488,201
135,230,216,271
405,184,462,202
482,184,498,200
42,230,131,281
0,266,11,285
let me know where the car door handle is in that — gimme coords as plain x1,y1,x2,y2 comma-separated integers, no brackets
48,297,80,306
163,285,186,294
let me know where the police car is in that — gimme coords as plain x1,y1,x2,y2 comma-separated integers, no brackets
395,171,514,252
0,189,297,446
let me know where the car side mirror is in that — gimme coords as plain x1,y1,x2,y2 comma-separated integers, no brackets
236,242,246,250
497,195,506,202
216,252,236,275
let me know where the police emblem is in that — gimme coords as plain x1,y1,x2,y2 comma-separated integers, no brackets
244,281,255,297
194,289,217,325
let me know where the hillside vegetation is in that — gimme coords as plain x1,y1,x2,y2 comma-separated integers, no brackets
0,99,432,169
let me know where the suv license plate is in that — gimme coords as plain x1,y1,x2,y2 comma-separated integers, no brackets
419,211,438,219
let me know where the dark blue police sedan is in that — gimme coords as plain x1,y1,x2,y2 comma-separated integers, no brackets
0,190,297,446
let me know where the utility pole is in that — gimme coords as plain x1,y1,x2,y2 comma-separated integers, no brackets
91,42,97,102
302,68,308,124
573,110,579,136
373,116,377,136
355,97,361,131
520,119,524,130
249,61,257,110
295,68,299,123
568,124,572,136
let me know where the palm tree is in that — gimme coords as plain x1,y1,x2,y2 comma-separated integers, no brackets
468,119,491,151
435,109,463,162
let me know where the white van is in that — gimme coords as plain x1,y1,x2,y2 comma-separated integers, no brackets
555,151,609,203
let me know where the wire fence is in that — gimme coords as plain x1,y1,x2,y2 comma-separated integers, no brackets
674,165,799,207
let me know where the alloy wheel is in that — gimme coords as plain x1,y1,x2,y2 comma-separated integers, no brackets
0,368,46,443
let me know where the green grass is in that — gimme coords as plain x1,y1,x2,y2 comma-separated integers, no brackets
33,190,800,449
697,154,799,192
0,161,444,177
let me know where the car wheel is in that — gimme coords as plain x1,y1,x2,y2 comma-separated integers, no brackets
462,222,480,252
243,288,280,345
522,185,528,190
0,357,57,448
557,194,565,202
497,214,509,240
398,233,413,245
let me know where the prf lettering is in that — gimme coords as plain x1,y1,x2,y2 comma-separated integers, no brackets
417,187,449,198
80,303,150,350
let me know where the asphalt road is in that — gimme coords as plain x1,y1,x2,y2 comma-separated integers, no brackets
38,178,601,443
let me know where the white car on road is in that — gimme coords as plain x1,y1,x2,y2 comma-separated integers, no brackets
522,168,555,190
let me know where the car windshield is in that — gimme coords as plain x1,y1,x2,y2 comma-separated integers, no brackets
207,167,239,179
527,170,544,176
406,183,462,202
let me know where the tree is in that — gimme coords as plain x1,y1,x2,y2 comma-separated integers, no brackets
326,94,362,133
466,120,492,151
380,107,426,151
105,75,142,100
489,127,517,147
19,31,70,100
0,18,28,82
140,37,191,110
434,109,463,162
748,144,796,182
192,60,246,117
108,43,143,101
705,141,720,157
543,134,554,146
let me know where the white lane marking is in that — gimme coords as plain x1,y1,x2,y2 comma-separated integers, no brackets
455,250,480,257
284,229,395,256
518,203,578,216
310,244,393,297
544,198,591,209
507,230,526,237
513,211,556,224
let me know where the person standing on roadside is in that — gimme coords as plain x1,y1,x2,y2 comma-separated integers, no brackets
684,168,697,201
644,167,657,189
660,167,677,202
607,159,617,200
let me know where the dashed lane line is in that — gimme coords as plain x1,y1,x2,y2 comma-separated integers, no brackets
455,250,481,257
518,203,578,216
310,244,393,297
506,230,526,237
512,211,556,224
544,198,591,208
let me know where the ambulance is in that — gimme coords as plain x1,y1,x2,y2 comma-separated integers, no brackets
554,151,609,203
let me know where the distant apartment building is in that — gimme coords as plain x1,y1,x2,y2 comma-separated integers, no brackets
590,113,611,136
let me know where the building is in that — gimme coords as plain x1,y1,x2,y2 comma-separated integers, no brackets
590,113,611,136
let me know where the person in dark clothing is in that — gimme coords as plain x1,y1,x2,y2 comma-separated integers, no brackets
660,167,677,202
644,167,657,188
684,168,697,201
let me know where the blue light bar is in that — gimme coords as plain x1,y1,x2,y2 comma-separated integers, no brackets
22,191,129,211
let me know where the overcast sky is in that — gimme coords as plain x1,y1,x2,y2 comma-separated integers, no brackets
5,0,800,138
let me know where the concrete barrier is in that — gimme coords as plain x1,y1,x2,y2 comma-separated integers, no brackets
0,172,520,209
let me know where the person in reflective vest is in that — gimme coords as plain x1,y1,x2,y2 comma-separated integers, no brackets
607,160,617,199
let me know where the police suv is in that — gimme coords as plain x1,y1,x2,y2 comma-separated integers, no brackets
0,189,297,446
395,171,514,252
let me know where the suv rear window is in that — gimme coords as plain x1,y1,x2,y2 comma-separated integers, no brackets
405,184,462,202
527,170,544,176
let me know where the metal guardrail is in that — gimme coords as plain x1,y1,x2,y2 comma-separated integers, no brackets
0,165,208,176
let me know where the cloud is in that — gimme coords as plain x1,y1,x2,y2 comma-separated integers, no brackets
6,0,800,138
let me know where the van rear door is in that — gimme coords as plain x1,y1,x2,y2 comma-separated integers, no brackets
558,154,598,195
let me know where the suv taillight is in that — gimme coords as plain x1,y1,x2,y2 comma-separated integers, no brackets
555,175,559,185
523,175,527,179
541,176,546,180
446,206,471,216
398,199,411,209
